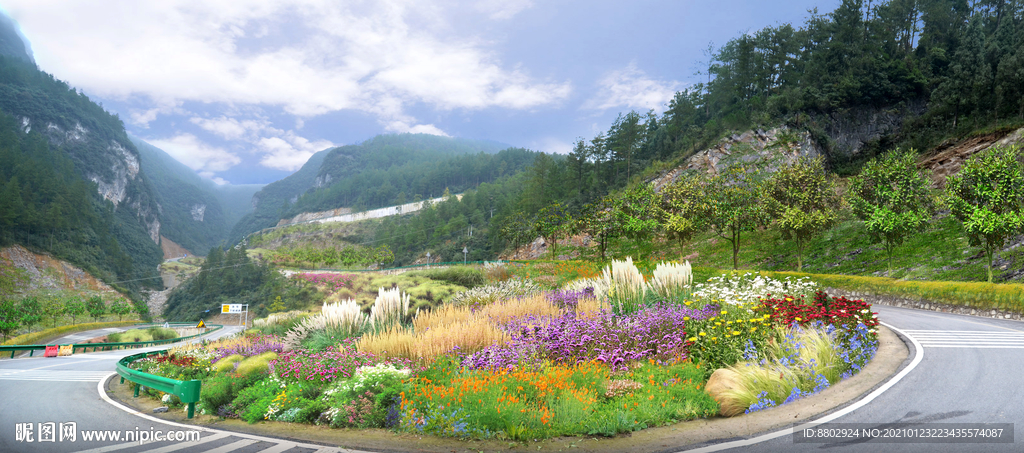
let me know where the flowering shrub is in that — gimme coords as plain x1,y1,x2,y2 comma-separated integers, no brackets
693,273,818,306
399,358,716,439
463,303,717,371
272,339,411,383
293,273,355,293
210,334,284,363
760,291,879,335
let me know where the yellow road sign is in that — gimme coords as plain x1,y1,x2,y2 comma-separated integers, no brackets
197,319,206,328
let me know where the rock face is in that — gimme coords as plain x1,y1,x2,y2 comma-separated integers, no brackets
0,245,115,292
704,368,747,417
920,126,1024,188
817,102,925,160
190,204,206,222
650,126,823,191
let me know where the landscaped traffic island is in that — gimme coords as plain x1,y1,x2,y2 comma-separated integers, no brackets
128,260,878,441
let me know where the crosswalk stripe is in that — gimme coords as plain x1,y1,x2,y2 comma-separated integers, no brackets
140,432,232,453
255,442,300,453
0,370,115,381
904,330,1024,348
202,438,257,453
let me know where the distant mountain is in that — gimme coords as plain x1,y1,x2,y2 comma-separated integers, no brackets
227,133,538,244
131,137,261,254
227,147,331,244
0,13,162,293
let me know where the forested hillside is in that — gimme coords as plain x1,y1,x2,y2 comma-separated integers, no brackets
0,50,162,293
227,148,331,244
131,137,260,253
229,134,528,243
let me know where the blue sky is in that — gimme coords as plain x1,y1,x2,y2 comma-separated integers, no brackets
2,0,840,185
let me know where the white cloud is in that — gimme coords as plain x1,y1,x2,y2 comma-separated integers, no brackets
198,171,231,185
533,137,573,155
583,63,680,113
475,0,534,20
147,134,241,172
257,131,334,171
4,0,570,127
190,116,269,141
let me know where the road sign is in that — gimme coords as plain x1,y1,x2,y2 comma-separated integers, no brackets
196,319,206,328
222,304,242,314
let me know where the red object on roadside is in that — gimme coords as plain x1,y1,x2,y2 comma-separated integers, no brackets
44,345,59,357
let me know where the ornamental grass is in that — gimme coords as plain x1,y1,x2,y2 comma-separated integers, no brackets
650,260,693,299
370,287,410,331
357,316,507,362
604,257,648,315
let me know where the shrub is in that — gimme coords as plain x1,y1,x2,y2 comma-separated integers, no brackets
407,267,486,288
213,354,243,374
146,327,179,341
448,278,543,307
236,352,278,377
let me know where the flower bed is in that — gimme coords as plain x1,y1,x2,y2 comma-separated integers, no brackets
132,262,882,443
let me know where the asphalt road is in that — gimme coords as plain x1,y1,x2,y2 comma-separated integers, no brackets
0,326,364,453
3,305,1023,452
684,304,1024,453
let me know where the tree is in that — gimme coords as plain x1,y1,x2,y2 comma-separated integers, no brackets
945,145,1024,282
762,157,842,271
40,295,63,327
848,149,935,276
534,202,572,258
16,297,42,328
63,298,86,325
109,298,132,322
499,211,534,259
0,299,19,341
613,183,663,257
661,173,711,247
577,197,621,259
86,295,106,322
708,167,769,269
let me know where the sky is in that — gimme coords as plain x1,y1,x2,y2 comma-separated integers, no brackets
0,0,841,185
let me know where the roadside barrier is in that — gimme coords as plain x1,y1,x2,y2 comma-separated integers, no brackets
116,349,201,419
0,323,223,358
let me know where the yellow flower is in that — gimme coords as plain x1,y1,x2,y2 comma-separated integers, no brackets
795,317,802,321
715,322,722,326
711,337,717,341
687,337,696,342
750,327,757,332
699,332,706,337
722,310,729,315
684,301,692,306
683,316,690,321
732,331,740,335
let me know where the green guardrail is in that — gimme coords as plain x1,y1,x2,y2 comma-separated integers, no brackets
0,323,223,358
116,349,201,418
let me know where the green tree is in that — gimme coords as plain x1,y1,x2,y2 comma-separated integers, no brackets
16,297,42,328
577,197,621,259
0,299,19,340
109,298,132,322
534,202,573,258
613,183,663,257
708,167,768,269
945,145,1024,282
661,173,711,247
499,211,534,259
86,295,106,322
40,295,64,327
762,157,842,271
63,298,86,325
849,149,935,276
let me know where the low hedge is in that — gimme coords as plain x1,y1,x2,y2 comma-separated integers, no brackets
2,320,141,346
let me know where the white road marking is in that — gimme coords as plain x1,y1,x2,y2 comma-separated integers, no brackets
72,432,230,453
0,370,114,381
902,330,1024,348
204,439,259,452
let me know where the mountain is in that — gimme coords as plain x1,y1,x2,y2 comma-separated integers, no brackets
227,133,532,243
227,147,331,244
130,137,261,255
0,15,162,293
